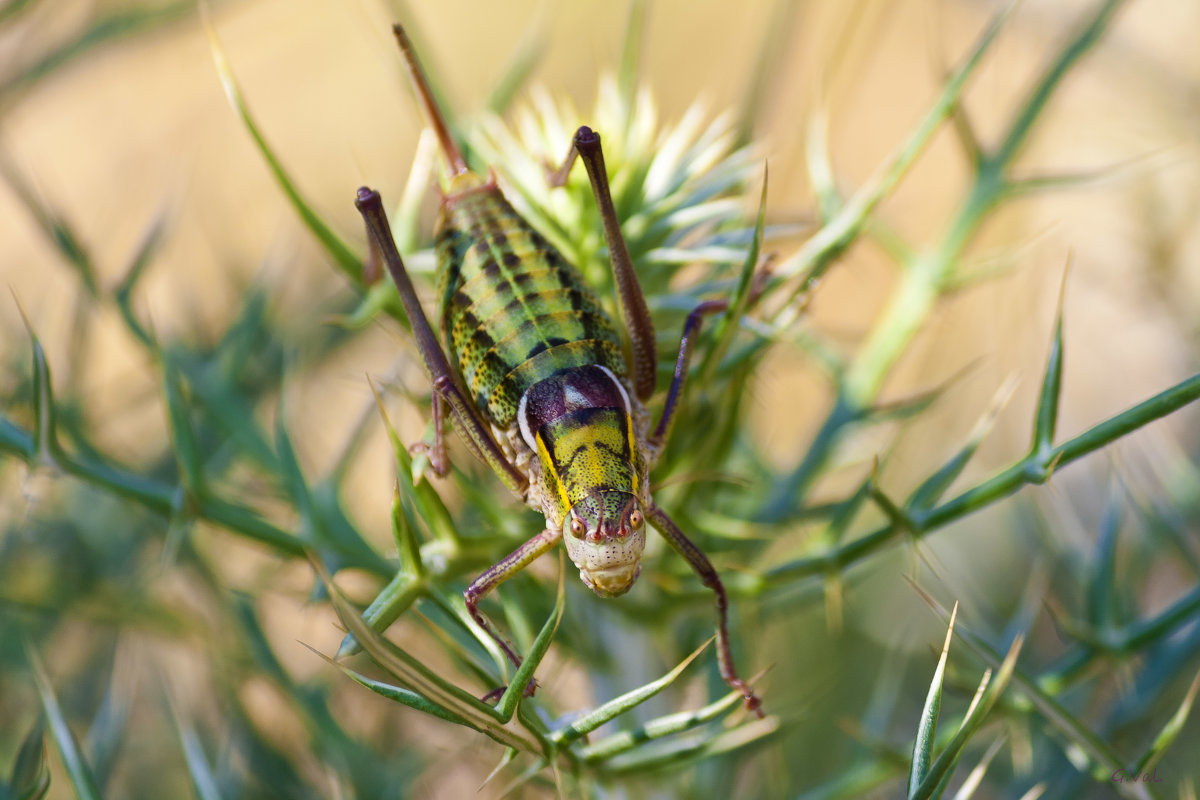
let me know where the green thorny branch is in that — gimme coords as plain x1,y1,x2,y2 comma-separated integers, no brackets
5,0,1200,792
761,0,1131,518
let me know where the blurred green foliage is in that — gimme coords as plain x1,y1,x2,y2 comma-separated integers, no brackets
2,0,1200,797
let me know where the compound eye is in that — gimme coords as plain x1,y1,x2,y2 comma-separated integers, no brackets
629,509,643,529
569,517,585,538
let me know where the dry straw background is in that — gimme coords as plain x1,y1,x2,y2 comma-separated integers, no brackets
2,0,1200,797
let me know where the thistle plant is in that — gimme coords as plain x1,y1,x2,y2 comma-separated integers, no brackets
2,1,1200,798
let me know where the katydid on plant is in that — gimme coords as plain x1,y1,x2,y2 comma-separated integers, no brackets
355,23,763,716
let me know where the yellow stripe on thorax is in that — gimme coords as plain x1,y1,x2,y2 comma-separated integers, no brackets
536,407,638,511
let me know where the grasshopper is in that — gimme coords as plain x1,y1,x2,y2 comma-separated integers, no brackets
355,24,762,716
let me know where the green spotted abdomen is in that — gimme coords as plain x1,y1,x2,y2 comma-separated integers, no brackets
435,183,627,427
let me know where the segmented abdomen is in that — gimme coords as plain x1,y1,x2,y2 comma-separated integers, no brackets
435,183,627,427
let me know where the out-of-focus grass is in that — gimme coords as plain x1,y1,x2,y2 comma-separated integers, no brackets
3,0,1200,797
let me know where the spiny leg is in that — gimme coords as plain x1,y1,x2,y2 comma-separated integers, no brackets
651,299,728,451
552,126,657,402
356,188,528,493
646,502,763,717
651,261,773,452
465,527,563,699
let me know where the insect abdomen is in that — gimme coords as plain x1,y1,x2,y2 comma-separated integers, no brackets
436,181,627,426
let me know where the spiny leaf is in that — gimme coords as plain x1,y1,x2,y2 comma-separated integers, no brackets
1032,269,1068,456
1086,478,1122,630
0,3,189,101
912,634,1023,800
602,715,781,775
950,735,1005,800
552,638,712,746
0,158,97,295
907,376,1018,512
15,300,58,468
199,0,361,282
908,602,958,798
167,706,223,800
336,569,425,660
391,483,424,577
162,354,203,498
25,643,102,800
485,20,546,115
579,674,762,762
616,0,647,129
113,212,167,348
311,556,537,750
9,717,49,800
1131,668,1200,777
307,645,475,728
274,412,317,541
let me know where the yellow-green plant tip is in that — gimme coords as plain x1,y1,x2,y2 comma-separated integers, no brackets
477,747,518,794
11,717,49,800
908,602,958,798
0,158,98,296
392,484,424,576
333,282,399,330
13,300,59,469
805,108,840,220
112,213,166,348
485,23,546,116
273,413,318,544
911,633,1022,800
169,711,222,800
1086,481,1122,630
552,637,713,746
24,642,102,800
616,0,646,119
162,356,203,498
1031,271,1068,457
495,554,567,722
1132,668,1200,776
950,736,1005,800
493,755,551,800
199,0,360,282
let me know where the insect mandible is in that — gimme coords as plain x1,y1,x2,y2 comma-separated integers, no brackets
354,24,762,716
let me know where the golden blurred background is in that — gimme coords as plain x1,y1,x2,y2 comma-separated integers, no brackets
3,0,1200,796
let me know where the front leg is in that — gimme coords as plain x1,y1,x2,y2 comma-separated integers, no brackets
646,502,763,716
465,527,563,699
